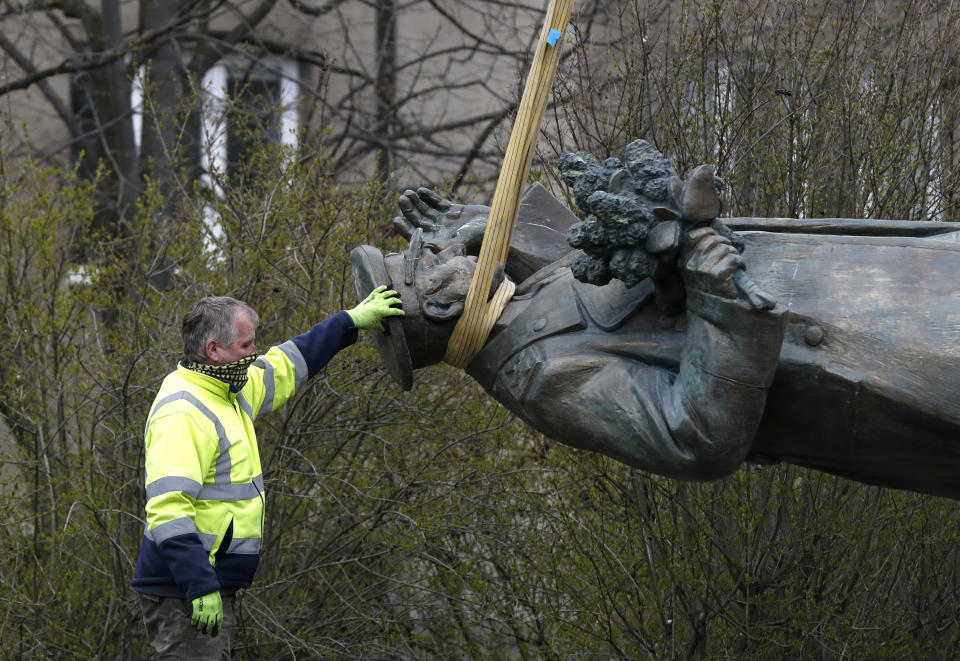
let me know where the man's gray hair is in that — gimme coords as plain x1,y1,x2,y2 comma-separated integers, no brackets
182,296,259,363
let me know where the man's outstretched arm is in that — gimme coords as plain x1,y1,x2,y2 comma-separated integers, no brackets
244,290,404,419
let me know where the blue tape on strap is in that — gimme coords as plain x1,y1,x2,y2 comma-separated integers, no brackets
547,28,562,46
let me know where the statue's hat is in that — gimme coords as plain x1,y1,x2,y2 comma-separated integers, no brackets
350,245,415,390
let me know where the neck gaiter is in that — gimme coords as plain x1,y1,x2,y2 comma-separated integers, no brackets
184,353,258,392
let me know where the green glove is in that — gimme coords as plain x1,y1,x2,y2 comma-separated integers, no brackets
346,285,405,331
191,590,223,637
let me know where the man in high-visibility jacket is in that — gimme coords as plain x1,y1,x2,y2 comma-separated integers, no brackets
131,289,402,657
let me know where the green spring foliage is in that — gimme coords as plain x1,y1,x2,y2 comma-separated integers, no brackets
3,0,960,658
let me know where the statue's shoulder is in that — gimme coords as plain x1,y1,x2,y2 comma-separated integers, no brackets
572,277,655,331
513,252,655,332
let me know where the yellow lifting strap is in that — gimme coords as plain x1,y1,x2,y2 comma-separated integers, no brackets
443,0,574,369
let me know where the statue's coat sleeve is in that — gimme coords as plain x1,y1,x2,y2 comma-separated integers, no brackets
469,270,787,480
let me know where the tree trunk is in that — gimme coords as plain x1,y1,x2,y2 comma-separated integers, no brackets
375,0,397,183
89,0,140,240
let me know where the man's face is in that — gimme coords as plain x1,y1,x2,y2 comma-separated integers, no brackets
206,312,257,365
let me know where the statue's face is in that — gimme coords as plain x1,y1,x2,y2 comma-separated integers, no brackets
415,245,477,322
375,242,505,373
413,244,503,322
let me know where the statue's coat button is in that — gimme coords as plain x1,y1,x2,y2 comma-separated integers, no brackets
533,318,547,331
804,325,825,346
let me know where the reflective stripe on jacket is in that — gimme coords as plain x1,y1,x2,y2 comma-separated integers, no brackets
132,312,358,600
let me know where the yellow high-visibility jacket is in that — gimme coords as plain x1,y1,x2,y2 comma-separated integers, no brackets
132,312,357,600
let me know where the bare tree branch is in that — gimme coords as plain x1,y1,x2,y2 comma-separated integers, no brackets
287,0,352,17
0,2,204,98
0,31,80,136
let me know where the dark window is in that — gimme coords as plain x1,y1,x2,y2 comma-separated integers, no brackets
224,71,283,182
70,73,99,181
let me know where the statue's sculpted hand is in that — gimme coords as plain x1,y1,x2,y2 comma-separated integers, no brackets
681,227,743,299
393,188,490,253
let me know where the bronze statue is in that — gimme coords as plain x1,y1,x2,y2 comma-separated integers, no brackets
351,140,960,500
